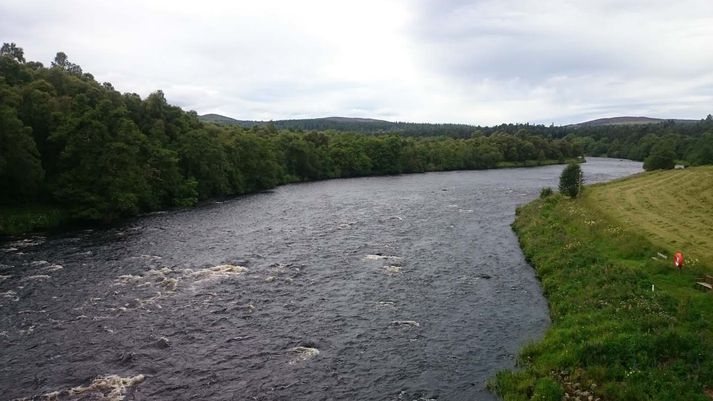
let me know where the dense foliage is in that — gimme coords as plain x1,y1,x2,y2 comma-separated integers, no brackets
643,143,677,171
0,45,582,227
558,163,583,197
565,120,713,166
208,114,713,167
199,114,483,137
203,114,713,167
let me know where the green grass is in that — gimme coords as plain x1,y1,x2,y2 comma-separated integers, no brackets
0,204,69,236
490,186,713,400
586,166,713,264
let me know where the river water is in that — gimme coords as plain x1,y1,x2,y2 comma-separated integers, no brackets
0,158,642,401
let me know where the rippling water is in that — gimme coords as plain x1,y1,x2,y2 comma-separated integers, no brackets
0,158,642,401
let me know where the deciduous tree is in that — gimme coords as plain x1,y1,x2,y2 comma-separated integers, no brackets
0,42,25,63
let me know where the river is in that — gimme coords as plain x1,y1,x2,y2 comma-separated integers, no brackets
0,157,642,401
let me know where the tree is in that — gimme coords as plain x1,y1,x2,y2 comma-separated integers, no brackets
51,52,68,69
175,128,230,199
0,106,44,203
0,54,32,85
51,51,82,76
689,133,713,166
1,42,25,63
643,143,676,171
559,162,583,198
50,99,154,221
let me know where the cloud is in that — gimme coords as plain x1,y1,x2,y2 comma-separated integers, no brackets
408,0,713,123
1,0,712,125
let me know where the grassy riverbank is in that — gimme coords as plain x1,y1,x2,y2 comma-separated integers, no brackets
491,167,713,401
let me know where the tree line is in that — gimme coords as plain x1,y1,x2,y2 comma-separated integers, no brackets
0,44,582,224
199,114,487,138
202,110,713,170
563,121,713,168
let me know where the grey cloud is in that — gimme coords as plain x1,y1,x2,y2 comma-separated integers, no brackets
411,2,646,82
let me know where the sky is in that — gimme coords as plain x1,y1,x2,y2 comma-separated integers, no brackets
2,0,713,125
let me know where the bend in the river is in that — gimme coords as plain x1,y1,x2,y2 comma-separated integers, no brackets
0,157,642,401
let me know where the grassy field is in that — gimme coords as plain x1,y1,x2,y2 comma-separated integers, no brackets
490,168,713,401
586,166,713,264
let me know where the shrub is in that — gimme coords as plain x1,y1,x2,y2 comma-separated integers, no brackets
643,143,676,171
540,187,553,198
558,163,583,198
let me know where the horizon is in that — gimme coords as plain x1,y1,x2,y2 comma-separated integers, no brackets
3,0,713,125
198,112,706,127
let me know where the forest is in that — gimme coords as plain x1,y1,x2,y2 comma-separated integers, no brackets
2,44,712,231
198,113,487,137
564,121,713,167
0,44,582,229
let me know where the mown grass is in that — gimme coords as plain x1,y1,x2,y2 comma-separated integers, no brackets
490,187,713,401
0,204,69,236
586,166,713,264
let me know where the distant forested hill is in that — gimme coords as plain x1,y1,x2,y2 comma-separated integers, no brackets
199,113,256,126
572,116,699,127
199,113,481,137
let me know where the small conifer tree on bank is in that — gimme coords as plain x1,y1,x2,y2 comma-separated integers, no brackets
559,163,583,197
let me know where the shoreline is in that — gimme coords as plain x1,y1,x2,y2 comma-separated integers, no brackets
0,157,581,238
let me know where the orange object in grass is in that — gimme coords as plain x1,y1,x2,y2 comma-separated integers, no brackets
674,251,684,269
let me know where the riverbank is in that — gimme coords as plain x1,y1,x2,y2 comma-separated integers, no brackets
0,157,581,237
491,168,713,400
0,205,69,236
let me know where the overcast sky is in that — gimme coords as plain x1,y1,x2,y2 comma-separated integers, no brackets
2,0,713,125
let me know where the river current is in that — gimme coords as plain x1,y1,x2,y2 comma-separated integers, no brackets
0,157,642,401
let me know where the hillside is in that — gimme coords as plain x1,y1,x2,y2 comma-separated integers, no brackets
198,114,479,136
197,114,393,127
200,113,704,131
198,114,395,129
198,113,256,126
574,116,699,127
